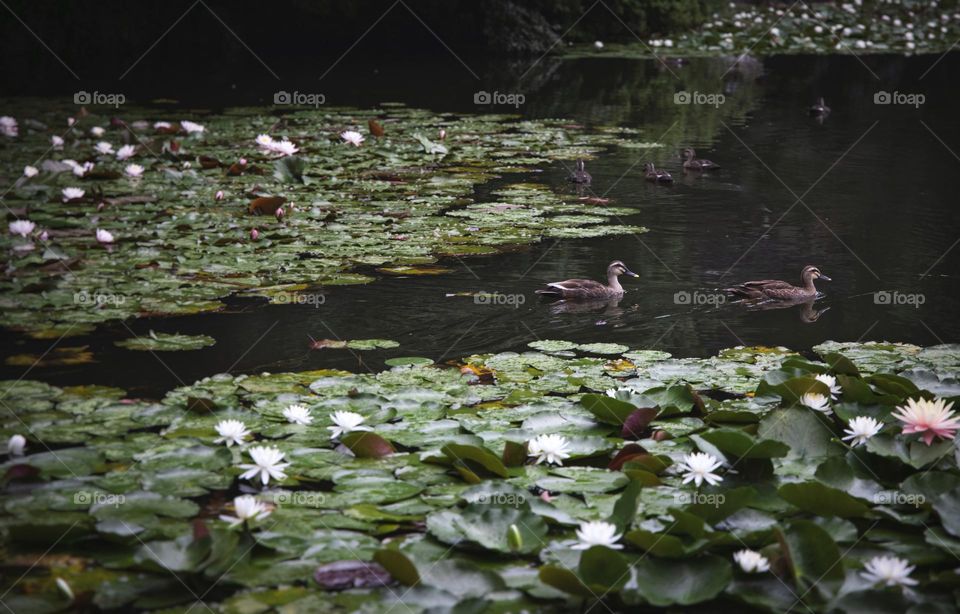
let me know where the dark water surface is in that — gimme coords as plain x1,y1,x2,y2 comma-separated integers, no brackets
3,54,958,396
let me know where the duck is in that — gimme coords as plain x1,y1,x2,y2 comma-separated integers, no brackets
644,163,673,184
682,148,720,171
809,97,831,116
568,159,592,184
536,260,639,300
725,265,831,301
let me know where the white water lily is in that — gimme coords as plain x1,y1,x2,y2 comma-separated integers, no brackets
572,521,623,550
678,451,723,487
527,434,571,466
733,549,770,573
255,134,274,147
51,135,64,148
219,494,272,527
94,141,114,155
124,163,144,177
153,121,172,130
23,165,38,178
0,116,17,137
181,120,205,134
72,161,94,177
239,446,290,485
842,416,883,447
116,144,136,160
214,419,251,447
861,555,918,587
9,220,35,237
327,410,373,439
8,434,26,456
801,392,832,415
96,229,114,244
62,187,85,201
269,139,298,156
815,374,842,399
89,126,105,137
340,130,364,146
283,403,313,425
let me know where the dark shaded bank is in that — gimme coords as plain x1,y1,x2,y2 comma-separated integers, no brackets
0,0,708,90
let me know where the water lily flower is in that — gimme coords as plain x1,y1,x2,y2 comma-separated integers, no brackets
90,126,105,137
73,162,94,177
842,416,883,447
51,135,64,149
438,128,446,140
250,228,259,241
215,190,224,200
733,549,770,573
214,419,251,446
527,434,571,466
678,451,723,487
23,165,38,178
116,144,136,160
327,410,373,439
572,521,623,550
154,121,172,130
219,494,272,527
594,40,604,49
94,141,114,155
255,134,274,147
861,555,918,587
95,229,114,244
62,187,85,201
9,220,35,237
270,139,298,156
239,446,290,485
124,163,144,177
283,403,313,425
815,373,842,399
340,130,364,146
801,392,832,415
8,434,26,456
39,230,49,242
0,116,18,137
893,397,959,445
180,120,205,134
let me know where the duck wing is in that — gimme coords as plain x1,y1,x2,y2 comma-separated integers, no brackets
725,279,791,299
536,278,605,296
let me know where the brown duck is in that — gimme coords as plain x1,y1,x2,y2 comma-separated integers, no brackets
644,163,673,184
725,265,831,301
536,260,639,300
568,159,592,184
682,148,720,171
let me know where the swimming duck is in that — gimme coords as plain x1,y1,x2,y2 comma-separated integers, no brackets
725,265,831,301
568,159,592,184
536,260,639,300
644,163,673,184
682,148,720,171
809,97,831,116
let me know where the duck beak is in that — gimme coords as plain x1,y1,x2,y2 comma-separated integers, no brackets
818,274,832,282
625,270,639,278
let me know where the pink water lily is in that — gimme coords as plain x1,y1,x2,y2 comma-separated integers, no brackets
893,397,959,445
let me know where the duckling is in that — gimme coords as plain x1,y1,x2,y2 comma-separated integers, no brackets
644,163,673,184
536,260,639,300
725,265,831,301
568,159,592,184
809,97,831,116
682,148,720,171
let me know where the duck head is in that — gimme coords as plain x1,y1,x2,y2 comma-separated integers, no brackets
608,260,639,278
682,148,696,160
801,265,831,287
575,159,586,172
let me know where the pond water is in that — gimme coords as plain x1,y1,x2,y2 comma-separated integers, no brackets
3,53,958,395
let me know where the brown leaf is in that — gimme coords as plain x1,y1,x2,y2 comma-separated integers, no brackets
608,443,649,471
309,338,347,350
314,560,393,590
341,432,395,458
248,196,286,216
198,155,221,169
368,119,385,137
621,408,659,439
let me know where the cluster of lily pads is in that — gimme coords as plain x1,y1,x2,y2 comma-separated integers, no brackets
2,340,958,611
580,1,960,57
0,103,648,339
